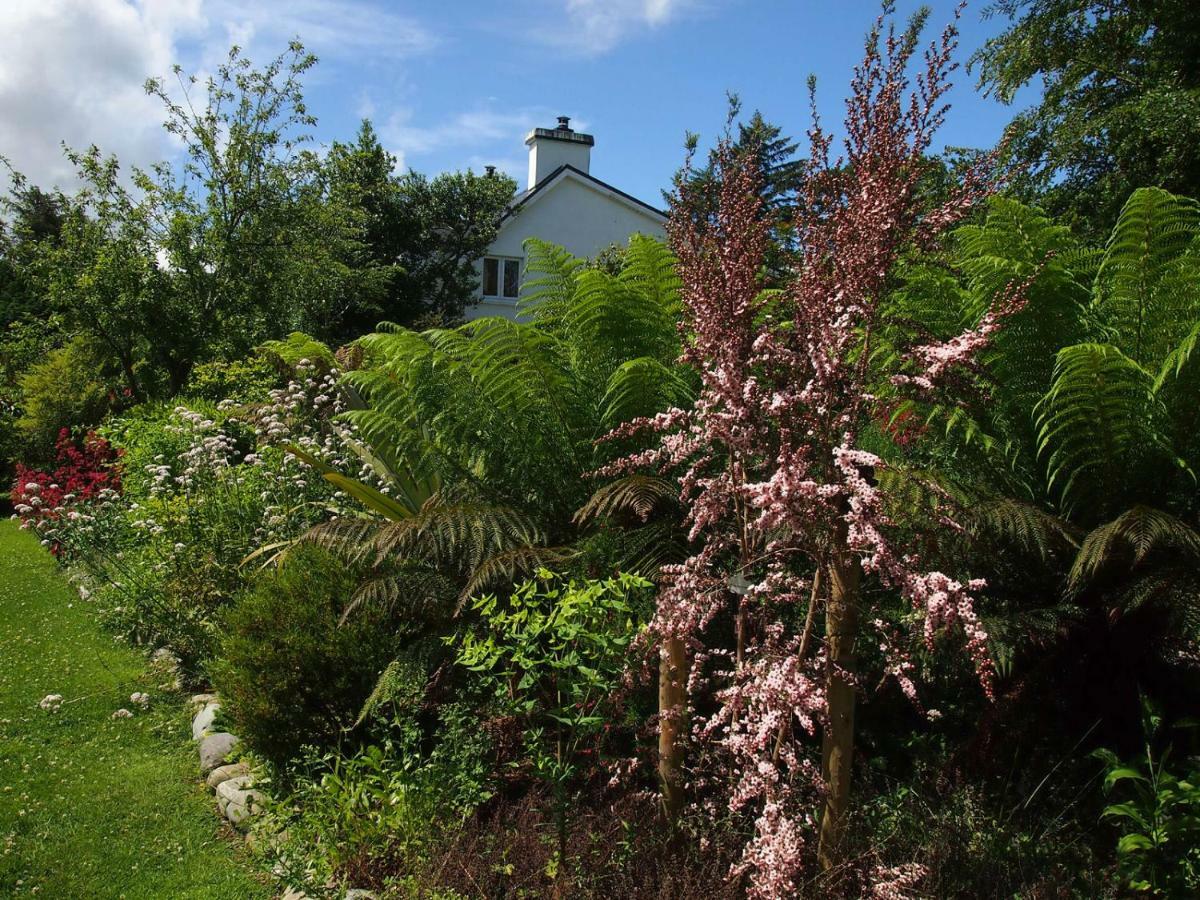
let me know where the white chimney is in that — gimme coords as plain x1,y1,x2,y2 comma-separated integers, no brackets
525,116,593,190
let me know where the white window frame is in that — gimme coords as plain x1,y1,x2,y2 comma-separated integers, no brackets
482,255,522,300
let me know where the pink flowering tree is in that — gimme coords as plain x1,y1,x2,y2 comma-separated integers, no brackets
604,7,1033,896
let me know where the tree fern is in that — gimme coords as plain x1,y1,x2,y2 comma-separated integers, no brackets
519,237,587,327
1035,343,1169,520
1095,187,1200,368
306,236,689,622
574,474,679,525
1068,506,1200,597
599,357,693,435
969,497,1079,564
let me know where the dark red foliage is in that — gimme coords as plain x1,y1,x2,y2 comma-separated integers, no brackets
10,428,123,538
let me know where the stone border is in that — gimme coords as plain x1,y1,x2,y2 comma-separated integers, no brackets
188,694,376,900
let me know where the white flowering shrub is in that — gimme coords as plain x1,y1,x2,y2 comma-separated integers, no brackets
38,361,374,680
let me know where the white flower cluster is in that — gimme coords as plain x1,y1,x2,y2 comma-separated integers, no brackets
38,694,63,712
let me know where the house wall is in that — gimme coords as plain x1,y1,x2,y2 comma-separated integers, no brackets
467,175,666,321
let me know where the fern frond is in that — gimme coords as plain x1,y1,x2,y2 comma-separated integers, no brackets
341,566,454,624
983,602,1084,678
1034,343,1167,518
969,497,1079,563
365,499,546,573
519,237,587,327
1110,565,1200,630
613,520,688,577
260,331,336,372
353,655,428,728
1095,187,1200,367
599,357,693,433
301,517,381,564
1068,505,1200,596
458,545,576,611
575,475,679,525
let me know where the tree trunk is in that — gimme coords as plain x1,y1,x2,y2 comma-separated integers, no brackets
817,532,861,873
658,635,690,822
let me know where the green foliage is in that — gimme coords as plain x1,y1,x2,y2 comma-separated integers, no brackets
0,179,65,328
889,187,1200,713
0,314,65,476
1094,704,1200,894
974,0,1200,235
453,570,651,861
856,770,1112,897
389,168,518,324
211,547,401,767
15,335,115,459
313,235,685,605
58,392,351,678
1034,342,1171,518
670,97,804,277
259,331,337,374
184,355,279,405
265,743,443,895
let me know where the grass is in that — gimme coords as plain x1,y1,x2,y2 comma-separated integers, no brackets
0,521,270,899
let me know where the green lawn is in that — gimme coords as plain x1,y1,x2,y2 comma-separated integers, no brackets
0,521,270,899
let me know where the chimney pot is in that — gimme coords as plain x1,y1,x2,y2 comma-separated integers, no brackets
556,115,571,131
485,165,496,177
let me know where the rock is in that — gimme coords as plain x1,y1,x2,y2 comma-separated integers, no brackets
282,890,309,900
344,891,377,899
152,647,180,668
189,692,217,708
199,732,238,774
192,701,220,740
206,761,250,790
216,774,267,830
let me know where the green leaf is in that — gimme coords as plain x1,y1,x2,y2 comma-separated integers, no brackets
1116,833,1155,854
322,472,417,522
1104,767,1150,793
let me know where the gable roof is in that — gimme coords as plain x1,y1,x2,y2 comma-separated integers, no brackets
499,164,667,228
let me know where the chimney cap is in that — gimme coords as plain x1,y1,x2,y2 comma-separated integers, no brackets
556,115,571,130
525,124,594,148
484,164,496,176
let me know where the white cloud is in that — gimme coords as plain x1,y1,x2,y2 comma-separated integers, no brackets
0,0,175,192
0,0,435,194
196,0,437,67
552,0,703,55
380,105,583,176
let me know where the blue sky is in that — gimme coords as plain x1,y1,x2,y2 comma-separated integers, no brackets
1,1,1037,204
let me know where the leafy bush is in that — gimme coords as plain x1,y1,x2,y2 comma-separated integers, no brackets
0,313,65,487
10,429,123,545
453,570,651,864
184,356,279,405
33,364,367,677
1094,704,1200,895
856,770,1114,898
15,335,116,460
264,740,456,897
212,547,400,767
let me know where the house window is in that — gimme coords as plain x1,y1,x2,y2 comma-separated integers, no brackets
482,256,521,299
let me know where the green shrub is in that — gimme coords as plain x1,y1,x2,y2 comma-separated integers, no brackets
15,335,115,460
856,767,1114,897
453,570,650,863
185,356,279,405
265,741,452,897
1094,703,1200,895
212,547,400,767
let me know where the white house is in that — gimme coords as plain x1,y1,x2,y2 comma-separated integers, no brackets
467,117,667,320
